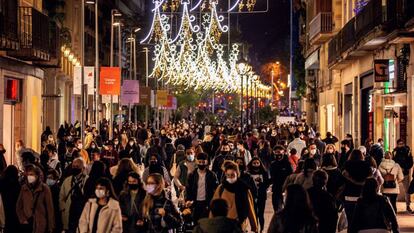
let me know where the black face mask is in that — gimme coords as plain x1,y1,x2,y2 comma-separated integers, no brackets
198,164,207,170
150,161,157,166
72,168,82,176
275,154,283,160
221,151,229,155
129,184,139,190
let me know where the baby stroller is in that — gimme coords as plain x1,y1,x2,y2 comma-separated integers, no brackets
177,190,195,233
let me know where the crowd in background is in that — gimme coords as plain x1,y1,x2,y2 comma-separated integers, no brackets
0,118,413,233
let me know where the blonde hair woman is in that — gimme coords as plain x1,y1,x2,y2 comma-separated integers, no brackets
137,173,182,232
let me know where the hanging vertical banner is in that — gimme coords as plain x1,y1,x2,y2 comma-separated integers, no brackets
150,90,155,108
99,67,121,95
138,86,151,106
84,66,95,95
165,95,173,108
121,80,140,105
74,66,95,95
73,66,82,95
156,90,168,106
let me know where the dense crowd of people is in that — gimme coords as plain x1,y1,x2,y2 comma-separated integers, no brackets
0,119,413,233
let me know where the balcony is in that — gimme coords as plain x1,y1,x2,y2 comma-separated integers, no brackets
0,0,19,50
328,0,404,67
309,12,333,45
35,21,61,67
8,7,50,61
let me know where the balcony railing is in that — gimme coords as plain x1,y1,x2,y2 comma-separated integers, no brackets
328,35,339,65
309,12,333,44
0,0,19,50
341,18,356,53
8,7,50,61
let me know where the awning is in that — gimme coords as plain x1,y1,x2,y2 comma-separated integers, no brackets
305,49,319,70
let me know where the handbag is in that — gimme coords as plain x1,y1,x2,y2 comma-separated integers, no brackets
383,167,396,189
408,178,414,194
170,153,177,177
337,207,348,232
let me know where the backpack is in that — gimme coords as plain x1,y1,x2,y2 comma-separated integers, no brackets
383,167,396,189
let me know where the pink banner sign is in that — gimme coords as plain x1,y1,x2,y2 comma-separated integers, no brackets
120,80,139,105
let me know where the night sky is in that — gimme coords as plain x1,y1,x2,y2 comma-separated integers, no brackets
238,0,291,69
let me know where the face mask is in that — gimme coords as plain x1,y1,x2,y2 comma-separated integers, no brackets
145,184,157,194
95,189,107,198
327,149,334,153
129,184,139,190
129,142,134,146
275,154,283,160
221,151,229,155
114,141,119,145
198,164,207,170
187,154,195,162
72,168,82,176
46,178,57,186
226,177,237,184
150,161,157,165
78,144,83,149
310,149,317,155
91,145,96,149
27,175,37,184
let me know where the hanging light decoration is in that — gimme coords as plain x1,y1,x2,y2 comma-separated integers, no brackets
141,0,269,94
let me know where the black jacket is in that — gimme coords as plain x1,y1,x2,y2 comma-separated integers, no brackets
307,186,338,233
119,190,146,233
393,146,413,175
350,195,398,233
186,169,218,204
270,158,293,193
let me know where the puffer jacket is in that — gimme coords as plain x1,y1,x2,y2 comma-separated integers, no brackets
378,159,404,194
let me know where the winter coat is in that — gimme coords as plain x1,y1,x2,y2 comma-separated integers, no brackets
78,198,123,233
307,186,338,233
287,138,306,155
342,160,372,200
59,174,89,230
186,169,218,204
16,182,55,233
267,212,318,233
119,190,146,233
393,146,413,175
378,159,404,194
349,195,398,233
193,216,242,233
294,170,315,190
270,159,293,194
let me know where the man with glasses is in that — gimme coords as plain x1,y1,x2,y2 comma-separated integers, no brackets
393,139,413,213
186,152,219,222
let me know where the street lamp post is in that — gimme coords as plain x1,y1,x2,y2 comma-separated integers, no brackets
109,10,122,139
237,60,251,134
80,0,85,143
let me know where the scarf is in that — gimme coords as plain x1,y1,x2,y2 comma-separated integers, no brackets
221,180,250,223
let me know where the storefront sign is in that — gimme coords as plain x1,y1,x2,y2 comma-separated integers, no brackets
156,90,168,106
138,87,151,106
99,67,121,95
121,80,139,105
400,106,407,142
74,66,95,95
374,59,389,82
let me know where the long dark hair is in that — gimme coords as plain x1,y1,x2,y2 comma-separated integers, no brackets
361,178,379,202
303,158,316,177
280,184,317,231
95,177,118,200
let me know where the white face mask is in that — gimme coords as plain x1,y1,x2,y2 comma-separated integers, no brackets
27,175,37,184
129,142,134,146
226,177,237,184
46,178,56,186
187,154,195,162
145,184,157,194
95,189,107,198
91,145,96,149
310,149,317,155
78,144,83,149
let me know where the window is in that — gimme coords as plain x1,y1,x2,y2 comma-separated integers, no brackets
4,77,22,103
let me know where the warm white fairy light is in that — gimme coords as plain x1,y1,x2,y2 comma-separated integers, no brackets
141,0,270,94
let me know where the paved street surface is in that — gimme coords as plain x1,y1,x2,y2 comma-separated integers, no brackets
262,193,414,233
